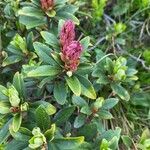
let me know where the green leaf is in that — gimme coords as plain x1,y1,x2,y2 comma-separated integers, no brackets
10,34,27,53
80,105,92,115
55,0,68,5
0,119,12,144
53,136,84,149
105,57,114,74
12,113,22,132
56,12,80,25
6,139,28,150
27,31,34,51
98,110,113,119
32,101,56,115
54,81,67,105
58,4,78,14
74,114,86,128
35,105,51,132
42,103,56,116
27,65,61,77
8,85,21,107
72,95,87,107
7,44,23,56
66,76,81,96
80,36,90,51
111,83,130,101
121,135,132,148
44,124,56,141
96,73,109,85
19,8,46,28
0,101,10,114
131,92,150,107
51,51,63,66
77,75,96,99
39,76,55,88
2,55,22,67
46,10,56,17
13,72,26,100
19,15,46,29
41,31,59,48
76,63,93,75
18,7,44,19
100,139,110,150
58,19,66,34
77,123,97,141
9,126,31,142
0,85,8,100
99,127,121,150
140,128,150,143
33,42,57,66
102,98,119,109
54,106,75,126
93,97,104,110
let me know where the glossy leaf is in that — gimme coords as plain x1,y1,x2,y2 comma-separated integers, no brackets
35,105,51,132
77,75,96,99
66,76,81,96
41,31,59,48
12,113,22,132
74,114,86,128
102,98,119,109
111,83,130,101
27,65,61,77
13,72,26,100
80,36,90,51
54,106,75,126
53,136,84,149
33,42,57,66
54,81,67,105
0,101,10,114
0,119,12,144
44,124,56,141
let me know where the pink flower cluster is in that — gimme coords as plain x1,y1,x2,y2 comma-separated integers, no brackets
40,0,54,11
60,20,83,72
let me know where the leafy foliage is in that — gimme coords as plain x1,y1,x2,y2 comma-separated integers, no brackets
0,0,149,149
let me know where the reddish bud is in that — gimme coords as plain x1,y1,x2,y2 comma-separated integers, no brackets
40,0,54,11
60,20,83,72
60,20,75,48
61,41,83,71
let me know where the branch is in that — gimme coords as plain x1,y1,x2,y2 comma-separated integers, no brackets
117,44,150,71
89,37,106,51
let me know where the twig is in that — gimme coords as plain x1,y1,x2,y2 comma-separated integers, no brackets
139,21,146,40
142,86,150,91
128,54,150,71
104,14,116,24
146,18,150,36
117,44,150,71
89,37,106,51
95,53,114,65
78,33,84,41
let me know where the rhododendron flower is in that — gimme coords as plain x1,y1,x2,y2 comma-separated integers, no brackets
60,20,83,72
60,20,75,48
61,41,82,71
40,0,54,11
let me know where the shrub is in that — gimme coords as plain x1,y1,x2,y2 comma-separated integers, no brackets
0,0,149,150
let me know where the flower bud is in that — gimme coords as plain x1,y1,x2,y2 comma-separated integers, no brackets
60,20,75,48
61,41,83,72
60,20,83,72
29,127,47,149
20,102,29,112
40,0,54,11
